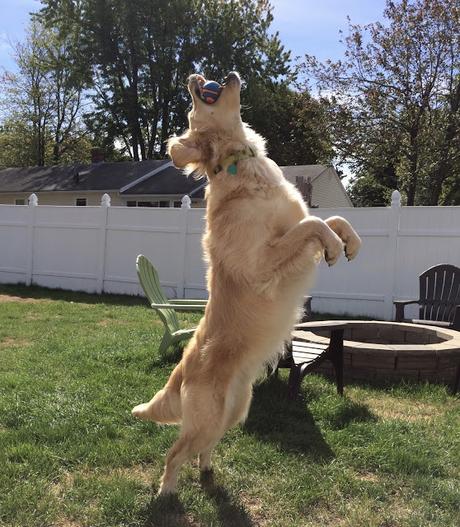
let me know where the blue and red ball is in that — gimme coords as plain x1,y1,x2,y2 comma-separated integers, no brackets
199,80,222,104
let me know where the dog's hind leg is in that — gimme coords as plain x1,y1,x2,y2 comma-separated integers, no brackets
132,363,183,424
198,448,214,473
159,381,231,494
198,380,253,474
225,380,253,428
159,422,227,494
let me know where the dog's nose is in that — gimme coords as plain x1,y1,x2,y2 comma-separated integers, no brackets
188,74,206,87
223,72,240,85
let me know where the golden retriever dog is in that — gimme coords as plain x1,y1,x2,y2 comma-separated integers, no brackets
132,72,361,495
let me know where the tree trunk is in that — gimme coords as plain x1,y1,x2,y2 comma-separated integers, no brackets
159,95,171,158
405,120,421,206
426,80,460,205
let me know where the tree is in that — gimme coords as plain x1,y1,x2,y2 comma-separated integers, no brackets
0,20,90,166
1,22,53,166
243,82,333,165
0,119,39,168
304,0,460,206
33,0,334,167
38,0,294,160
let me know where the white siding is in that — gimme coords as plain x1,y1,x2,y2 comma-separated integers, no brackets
311,169,352,208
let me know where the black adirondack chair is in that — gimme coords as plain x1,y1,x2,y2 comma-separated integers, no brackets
394,264,460,330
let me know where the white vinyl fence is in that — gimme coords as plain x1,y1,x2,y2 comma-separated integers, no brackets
0,192,459,320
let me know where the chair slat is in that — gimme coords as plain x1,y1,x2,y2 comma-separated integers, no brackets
291,340,328,350
292,355,318,366
418,264,460,324
137,255,180,333
292,348,326,358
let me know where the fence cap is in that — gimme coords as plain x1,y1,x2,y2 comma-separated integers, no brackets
28,193,38,206
181,195,191,209
391,190,401,207
101,193,111,207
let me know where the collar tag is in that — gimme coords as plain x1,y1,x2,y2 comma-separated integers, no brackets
214,146,256,176
227,164,238,175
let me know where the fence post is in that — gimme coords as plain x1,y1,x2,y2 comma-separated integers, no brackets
384,190,401,320
177,195,191,298
96,193,111,294
26,193,38,286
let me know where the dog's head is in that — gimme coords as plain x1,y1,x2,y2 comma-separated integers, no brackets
187,72,243,133
167,72,250,175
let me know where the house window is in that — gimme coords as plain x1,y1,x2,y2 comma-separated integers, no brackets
15,199,25,205
126,200,174,207
75,198,87,206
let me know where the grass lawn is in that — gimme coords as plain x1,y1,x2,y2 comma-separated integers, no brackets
0,284,459,527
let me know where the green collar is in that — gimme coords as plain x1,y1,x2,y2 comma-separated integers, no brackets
213,146,256,176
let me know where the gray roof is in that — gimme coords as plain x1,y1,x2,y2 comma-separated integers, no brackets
0,160,190,193
123,165,205,195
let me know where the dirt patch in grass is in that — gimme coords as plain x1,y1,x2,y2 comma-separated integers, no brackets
0,337,32,349
0,294,49,304
304,511,347,527
25,313,42,321
108,464,154,485
354,470,380,483
53,520,83,527
239,494,269,526
97,319,131,327
49,471,75,498
51,465,154,494
351,395,443,422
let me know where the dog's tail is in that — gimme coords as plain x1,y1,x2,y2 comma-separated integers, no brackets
132,363,183,424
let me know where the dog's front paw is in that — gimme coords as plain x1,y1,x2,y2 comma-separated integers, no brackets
344,231,362,261
324,232,343,266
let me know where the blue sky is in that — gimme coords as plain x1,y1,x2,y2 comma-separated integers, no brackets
0,0,39,71
0,0,387,73
270,0,386,62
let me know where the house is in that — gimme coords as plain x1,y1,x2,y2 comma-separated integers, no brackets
282,165,352,208
0,154,352,207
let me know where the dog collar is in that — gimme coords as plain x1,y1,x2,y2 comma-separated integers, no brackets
213,146,256,176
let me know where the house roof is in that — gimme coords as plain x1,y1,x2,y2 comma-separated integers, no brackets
0,160,351,206
122,165,205,196
0,160,194,194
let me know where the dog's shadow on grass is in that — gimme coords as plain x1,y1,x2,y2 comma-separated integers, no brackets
143,493,193,527
200,470,255,527
142,472,255,527
244,375,374,461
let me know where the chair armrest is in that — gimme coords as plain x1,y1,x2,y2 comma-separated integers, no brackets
169,299,208,305
393,299,418,322
151,303,206,311
295,321,348,332
453,305,460,331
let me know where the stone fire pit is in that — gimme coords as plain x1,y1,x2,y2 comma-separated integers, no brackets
302,321,460,386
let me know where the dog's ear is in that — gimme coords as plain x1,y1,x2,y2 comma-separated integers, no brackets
167,135,201,169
